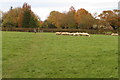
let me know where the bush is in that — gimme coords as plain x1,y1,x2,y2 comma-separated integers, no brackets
2,27,118,34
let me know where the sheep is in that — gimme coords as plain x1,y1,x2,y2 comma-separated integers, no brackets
111,33,118,36
61,32,70,35
56,32,62,35
69,33,73,36
80,33,90,37
55,32,90,37
72,32,90,37
73,33,80,36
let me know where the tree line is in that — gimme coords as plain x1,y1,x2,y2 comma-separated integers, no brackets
1,3,120,30
2,3,41,28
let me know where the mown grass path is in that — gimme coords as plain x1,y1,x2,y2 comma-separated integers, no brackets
2,32,118,78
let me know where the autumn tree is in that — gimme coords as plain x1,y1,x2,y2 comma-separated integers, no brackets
2,3,41,28
75,8,95,29
62,6,77,29
98,10,120,30
47,6,77,29
18,8,23,28
2,8,21,27
47,11,63,28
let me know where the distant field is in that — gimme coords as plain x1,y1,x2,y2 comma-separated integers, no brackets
2,31,118,78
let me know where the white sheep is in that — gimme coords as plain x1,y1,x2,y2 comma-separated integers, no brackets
111,33,118,36
61,32,69,35
55,32,90,37
81,33,90,37
56,32,61,35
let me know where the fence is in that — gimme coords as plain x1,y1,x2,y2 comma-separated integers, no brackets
2,27,118,34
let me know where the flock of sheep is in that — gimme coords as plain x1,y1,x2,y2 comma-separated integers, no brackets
55,32,119,37
56,32,90,37
111,33,119,36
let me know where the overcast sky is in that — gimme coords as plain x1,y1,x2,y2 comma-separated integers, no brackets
0,0,119,21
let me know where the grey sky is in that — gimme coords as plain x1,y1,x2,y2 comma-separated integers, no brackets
0,0,119,21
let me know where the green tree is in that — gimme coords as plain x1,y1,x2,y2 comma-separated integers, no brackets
29,13,40,28
22,3,40,28
22,9,31,28
42,20,56,28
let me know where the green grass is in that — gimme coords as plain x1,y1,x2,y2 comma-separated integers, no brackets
0,31,2,79
2,31,118,78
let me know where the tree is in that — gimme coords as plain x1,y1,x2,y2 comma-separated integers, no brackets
22,3,40,28
42,20,56,28
29,12,41,28
2,3,41,28
47,6,77,29
0,11,3,26
98,10,120,30
75,8,95,29
22,7,31,28
62,6,77,29
18,8,23,28
47,11,63,28
2,8,21,27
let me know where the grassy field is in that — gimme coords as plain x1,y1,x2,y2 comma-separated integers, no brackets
0,31,2,78
2,31,118,78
